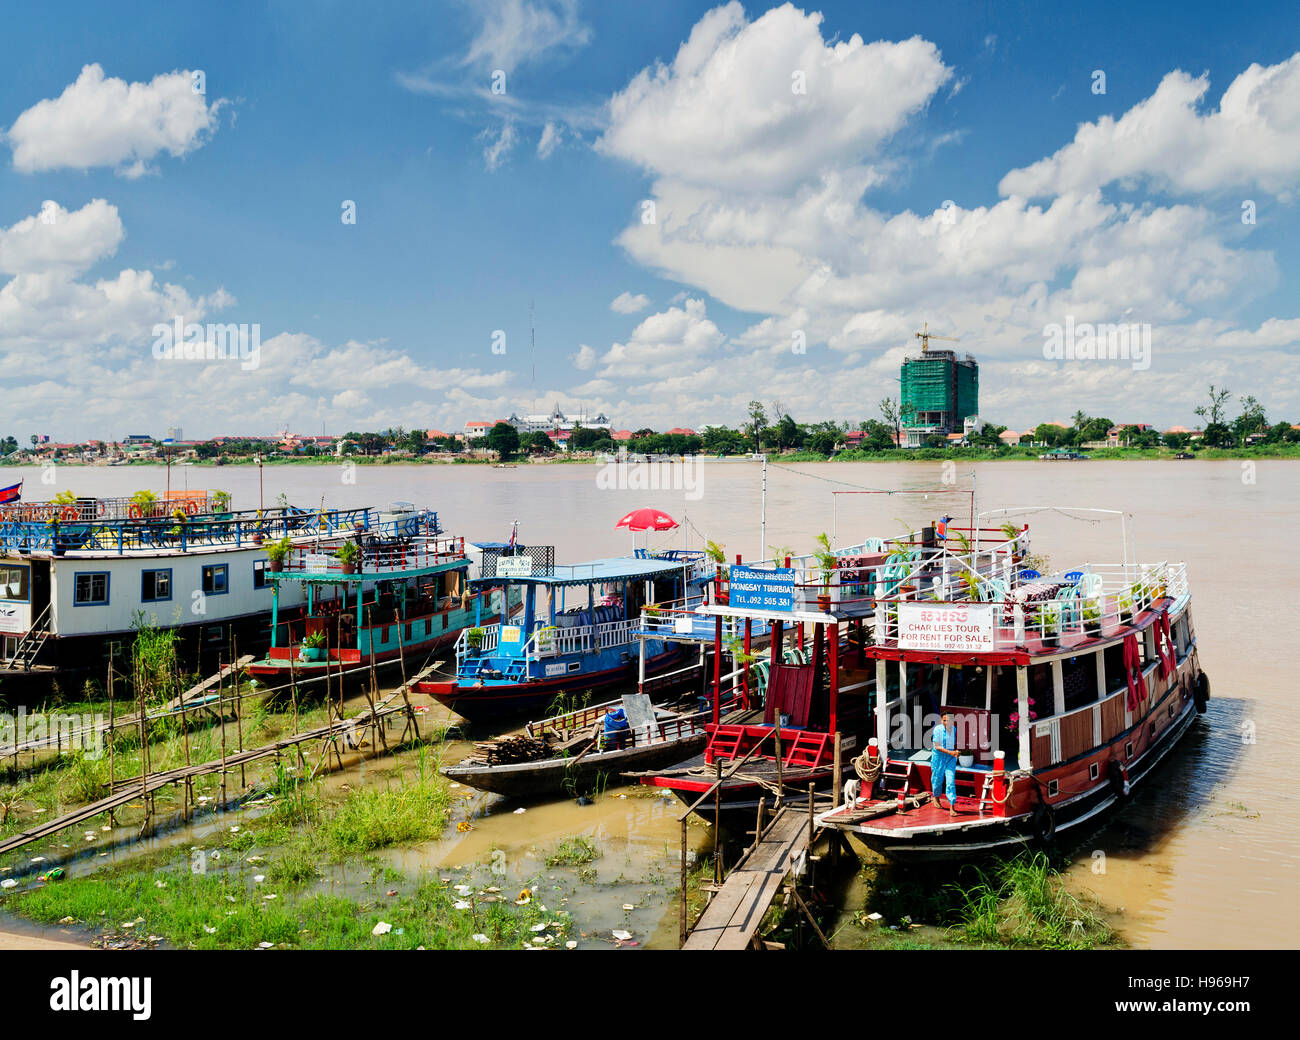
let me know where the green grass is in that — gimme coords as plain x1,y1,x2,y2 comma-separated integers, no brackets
847,852,1119,951
7,860,565,949
545,836,601,868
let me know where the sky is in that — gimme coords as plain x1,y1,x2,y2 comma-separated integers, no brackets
0,0,1298,441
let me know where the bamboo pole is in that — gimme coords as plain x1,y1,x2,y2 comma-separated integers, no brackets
679,818,689,948
218,653,228,806
107,661,117,826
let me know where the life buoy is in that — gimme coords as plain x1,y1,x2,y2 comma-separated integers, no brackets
1032,802,1056,843
60,506,78,522
1194,673,1210,714
128,504,142,519
1108,758,1131,799
186,499,200,515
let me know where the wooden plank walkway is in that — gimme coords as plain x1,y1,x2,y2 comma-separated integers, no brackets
7,656,255,758
0,695,401,858
682,807,810,950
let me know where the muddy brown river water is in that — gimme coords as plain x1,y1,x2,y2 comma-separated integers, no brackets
5,458,1295,948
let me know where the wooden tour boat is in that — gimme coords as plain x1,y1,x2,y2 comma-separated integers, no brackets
639,510,1208,858
245,506,513,688
416,551,709,723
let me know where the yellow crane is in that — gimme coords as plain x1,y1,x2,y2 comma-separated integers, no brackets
914,321,959,354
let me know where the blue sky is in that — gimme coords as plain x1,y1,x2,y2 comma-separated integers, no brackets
1,0,1298,439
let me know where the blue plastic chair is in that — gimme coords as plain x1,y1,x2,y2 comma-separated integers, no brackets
1018,569,1041,581
1063,570,1084,583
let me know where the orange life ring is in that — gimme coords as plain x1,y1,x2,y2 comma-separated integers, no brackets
60,506,78,522
128,504,142,519
185,499,200,515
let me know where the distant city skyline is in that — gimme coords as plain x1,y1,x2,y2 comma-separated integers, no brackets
2,2,1298,439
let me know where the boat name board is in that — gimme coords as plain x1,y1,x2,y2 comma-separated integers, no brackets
302,553,335,572
498,556,533,577
728,565,796,611
897,602,996,652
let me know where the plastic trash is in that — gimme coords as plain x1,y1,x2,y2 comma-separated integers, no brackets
372,921,392,936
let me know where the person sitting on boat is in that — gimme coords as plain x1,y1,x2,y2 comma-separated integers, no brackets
930,711,959,816
601,706,630,751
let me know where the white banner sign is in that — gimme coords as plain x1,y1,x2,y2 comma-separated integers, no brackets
498,555,532,577
302,553,334,572
897,602,996,652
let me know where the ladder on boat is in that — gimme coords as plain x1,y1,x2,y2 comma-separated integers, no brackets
3,603,51,671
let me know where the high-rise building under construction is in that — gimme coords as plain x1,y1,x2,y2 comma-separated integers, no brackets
899,326,979,447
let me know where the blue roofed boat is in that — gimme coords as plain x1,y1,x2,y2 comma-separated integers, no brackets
416,553,706,722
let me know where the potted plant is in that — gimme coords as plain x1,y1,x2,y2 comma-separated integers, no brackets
212,489,232,516
812,531,837,612
250,508,265,545
705,539,727,603
999,521,1023,562
44,515,65,556
1117,590,1135,625
1081,599,1102,637
335,539,361,575
466,626,485,651
266,536,293,572
1040,601,1062,648
130,488,158,519
299,630,327,661
168,506,188,537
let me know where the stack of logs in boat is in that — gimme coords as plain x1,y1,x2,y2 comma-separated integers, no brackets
472,735,550,765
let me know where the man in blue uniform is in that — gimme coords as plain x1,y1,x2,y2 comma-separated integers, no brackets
931,710,959,816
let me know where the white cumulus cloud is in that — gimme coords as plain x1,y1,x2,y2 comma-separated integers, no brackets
5,64,225,177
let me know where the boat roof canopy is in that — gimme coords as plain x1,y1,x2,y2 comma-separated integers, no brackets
471,556,688,588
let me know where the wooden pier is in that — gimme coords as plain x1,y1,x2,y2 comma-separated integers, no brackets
682,805,820,950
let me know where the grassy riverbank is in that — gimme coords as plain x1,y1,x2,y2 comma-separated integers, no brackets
1,744,568,949
832,851,1120,950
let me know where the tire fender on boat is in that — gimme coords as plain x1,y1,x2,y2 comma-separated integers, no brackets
1108,758,1131,799
1032,801,1055,843
1194,673,1210,714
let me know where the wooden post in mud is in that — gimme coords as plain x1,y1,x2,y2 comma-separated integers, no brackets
773,726,784,808
679,819,689,948
135,656,152,831
807,782,816,875
177,658,193,821
218,653,228,806
393,612,420,746
287,654,304,771
713,760,722,887
107,661,117,826
754,795,766,854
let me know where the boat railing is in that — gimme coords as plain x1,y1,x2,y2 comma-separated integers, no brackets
720,529,1026,613
526,617,636,659
279,533,466,575
0,504,443,555
457,621,502,659
871,560,1189,649
524,698,710,749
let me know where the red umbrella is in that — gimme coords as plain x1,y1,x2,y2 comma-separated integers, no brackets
616,508,679,532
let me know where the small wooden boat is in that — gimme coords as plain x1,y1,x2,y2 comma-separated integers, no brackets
444,692,741,799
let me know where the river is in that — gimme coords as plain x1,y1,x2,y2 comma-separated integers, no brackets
8,457,1295,948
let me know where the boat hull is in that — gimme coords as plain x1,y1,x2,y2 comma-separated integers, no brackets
445,731,710,799
833,670,1205,863
418,645,697,723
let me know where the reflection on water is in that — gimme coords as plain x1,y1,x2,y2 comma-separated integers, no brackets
9,459,1295,948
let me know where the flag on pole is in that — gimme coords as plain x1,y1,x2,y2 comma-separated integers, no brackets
0,480,22,504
